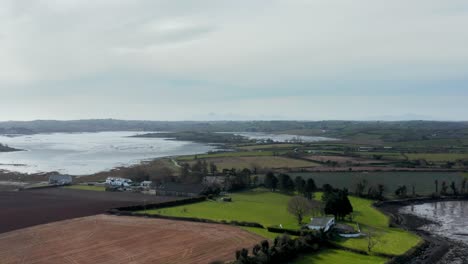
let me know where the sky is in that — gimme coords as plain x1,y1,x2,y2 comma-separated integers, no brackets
1,0,467,121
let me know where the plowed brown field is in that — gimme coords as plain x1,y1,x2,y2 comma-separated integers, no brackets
0,214,263,264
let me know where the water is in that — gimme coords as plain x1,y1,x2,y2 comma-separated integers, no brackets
227,132,337,142
0,132,215,175
400,201,468,245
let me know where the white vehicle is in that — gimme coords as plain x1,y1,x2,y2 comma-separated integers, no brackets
105,177,133,187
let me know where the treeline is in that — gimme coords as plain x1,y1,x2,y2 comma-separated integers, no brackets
264,172,316,199
234,233,328,264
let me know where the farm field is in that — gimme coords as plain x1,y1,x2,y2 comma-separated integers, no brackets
177,151,275,161
237,143,301,150
143,188,304,229
142,188,420,259
0,214,262,264
0,187,178,234
406,153,468,162
289,172,464,197
187,156,319,170
63,185,105,191
293,249,387,264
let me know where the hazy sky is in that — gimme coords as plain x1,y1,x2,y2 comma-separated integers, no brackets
1,0,467,121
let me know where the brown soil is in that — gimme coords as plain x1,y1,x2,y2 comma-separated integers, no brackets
0,187,179,234
0,214,263,264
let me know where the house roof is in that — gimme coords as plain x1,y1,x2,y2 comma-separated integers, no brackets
309,217,334,227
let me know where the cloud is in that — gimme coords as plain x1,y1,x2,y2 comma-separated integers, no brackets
0,0,467,120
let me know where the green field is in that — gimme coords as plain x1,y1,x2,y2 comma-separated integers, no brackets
63,185,105,191
335,196,421,256
188,156,319,170
142,189,304,229
406,153,468,162
290,172,464,197
177,151,275,161
140,188,420,259
293,249,387,264
237,143,301,151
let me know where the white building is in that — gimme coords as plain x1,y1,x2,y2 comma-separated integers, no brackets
307,217,335,232
105,177,132,187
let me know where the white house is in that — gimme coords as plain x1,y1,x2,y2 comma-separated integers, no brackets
307,217,335,232
105,177,132,187
49,175,73,185
140,181,152,188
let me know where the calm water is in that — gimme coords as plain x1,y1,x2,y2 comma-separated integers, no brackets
0,132,215,175
401,201,468,245
229,132,337,142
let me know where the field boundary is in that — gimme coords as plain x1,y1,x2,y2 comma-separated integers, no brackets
107,196,265,229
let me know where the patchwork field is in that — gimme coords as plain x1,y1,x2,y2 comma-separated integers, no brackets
142,189,421,262
406,153,468,162
0,187,178,233
0,214,262,264
188,156,319,170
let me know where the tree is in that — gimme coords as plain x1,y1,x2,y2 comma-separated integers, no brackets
366,227,381,252
209,162,217,175
450,181,457,195
395,185,407,198
377,184,385,200
287,196,312,225
304,179,316,200
180,163,190,179
278,174,294,193
264,172,278,191
294,176,306,194
435,179,439,194
441,181,448,195
355,179,368,197
461,178,467,195
323,189,353,220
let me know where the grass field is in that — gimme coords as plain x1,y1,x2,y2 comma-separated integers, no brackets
143,189,304,229
406,153,468,162
237,143,301,151
177,151,275,161
289,172,464,197
334,196,421,256
140,188,420,258
188,156,319,170
293,249,387,264
63,185,105,191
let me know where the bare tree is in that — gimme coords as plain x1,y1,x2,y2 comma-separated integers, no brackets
366,227,382,252
287,196,314,225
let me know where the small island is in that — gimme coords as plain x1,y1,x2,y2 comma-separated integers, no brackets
133,131,253,144
0,143,21,152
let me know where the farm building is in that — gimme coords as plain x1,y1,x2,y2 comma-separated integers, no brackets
155,183,205,197
105,177,132,187
48,175,73,185
307,216,335,232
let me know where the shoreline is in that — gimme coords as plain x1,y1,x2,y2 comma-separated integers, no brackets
377,197,468,264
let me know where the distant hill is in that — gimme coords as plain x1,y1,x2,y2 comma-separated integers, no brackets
0,119,467,143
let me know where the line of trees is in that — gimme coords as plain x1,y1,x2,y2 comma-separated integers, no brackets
234,233,327,264
264,172,316,199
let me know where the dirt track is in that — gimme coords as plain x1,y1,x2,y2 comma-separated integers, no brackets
0,214,263,264
0,187,179,234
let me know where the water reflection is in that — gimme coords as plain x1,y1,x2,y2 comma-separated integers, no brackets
401,201,468,245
